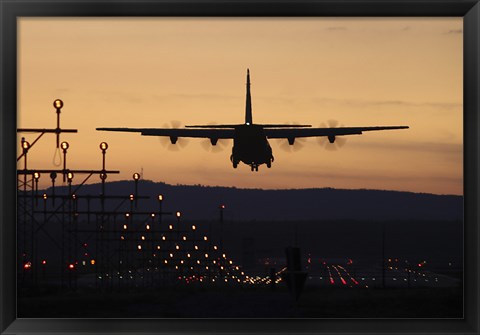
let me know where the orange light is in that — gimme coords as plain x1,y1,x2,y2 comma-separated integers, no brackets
22,140,30,150
60,141,69,150
91,259,96,265
99,142,108,151
158,195,163,201
133,172,140,180
176,211,181,218
23,262,32,269
53,99,63,109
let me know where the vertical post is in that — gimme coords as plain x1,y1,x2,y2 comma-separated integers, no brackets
50,172,57,206
99,142,108,290
21,138,30,285
53,99,64,148
133,173,140,208
67,172,74,289
61,142,69,182
33,173,40,206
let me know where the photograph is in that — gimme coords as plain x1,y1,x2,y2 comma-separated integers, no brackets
16,17,463,319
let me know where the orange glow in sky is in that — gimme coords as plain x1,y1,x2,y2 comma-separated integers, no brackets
18,18,462,195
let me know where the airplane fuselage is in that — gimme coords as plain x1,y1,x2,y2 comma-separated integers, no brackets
230,124,273,171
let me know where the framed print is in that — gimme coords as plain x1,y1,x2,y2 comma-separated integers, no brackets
1,0,479,334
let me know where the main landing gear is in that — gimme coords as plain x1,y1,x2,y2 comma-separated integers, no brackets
230,154,239,168
266,155,274,168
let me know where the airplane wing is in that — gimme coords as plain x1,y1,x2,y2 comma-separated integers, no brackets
96,127,235,139
264,126,409,139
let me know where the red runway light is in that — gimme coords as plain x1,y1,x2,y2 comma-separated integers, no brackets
69,264,75,269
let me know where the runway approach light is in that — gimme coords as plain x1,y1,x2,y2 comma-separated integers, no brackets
99,142,108,151
22,140,30,150
53,99,63,109
61,141,69,150
133,173,140,180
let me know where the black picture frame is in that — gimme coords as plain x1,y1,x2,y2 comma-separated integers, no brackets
1,0,479,334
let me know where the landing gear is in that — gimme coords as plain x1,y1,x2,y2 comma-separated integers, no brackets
250,164,259,172
230,154,239,168
267,156,273,168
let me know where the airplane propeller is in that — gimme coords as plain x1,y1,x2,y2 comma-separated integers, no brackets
199,123,229,152
200,138,229,153
159,120,189,151
318,120,347,151
279,122,307,152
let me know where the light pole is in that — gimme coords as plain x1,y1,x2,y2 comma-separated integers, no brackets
133,173,140,208
50,172,57,206
21,137,30,170
61,141,69,182
66,172,74,289
54,99,64,149
158,195,163,225
33,172,40,206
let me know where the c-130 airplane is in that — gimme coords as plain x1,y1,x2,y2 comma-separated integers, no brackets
97,70,408,171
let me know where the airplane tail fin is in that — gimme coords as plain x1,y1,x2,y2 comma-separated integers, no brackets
245,69,252,125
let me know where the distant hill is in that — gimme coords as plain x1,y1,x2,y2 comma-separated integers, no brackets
42,180,463,222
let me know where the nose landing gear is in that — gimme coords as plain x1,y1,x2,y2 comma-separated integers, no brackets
250,164,259,172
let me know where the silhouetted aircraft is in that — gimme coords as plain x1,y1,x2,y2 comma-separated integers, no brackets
97,69,409,171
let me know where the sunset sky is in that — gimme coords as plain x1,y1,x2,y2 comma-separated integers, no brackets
18,18,463,195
